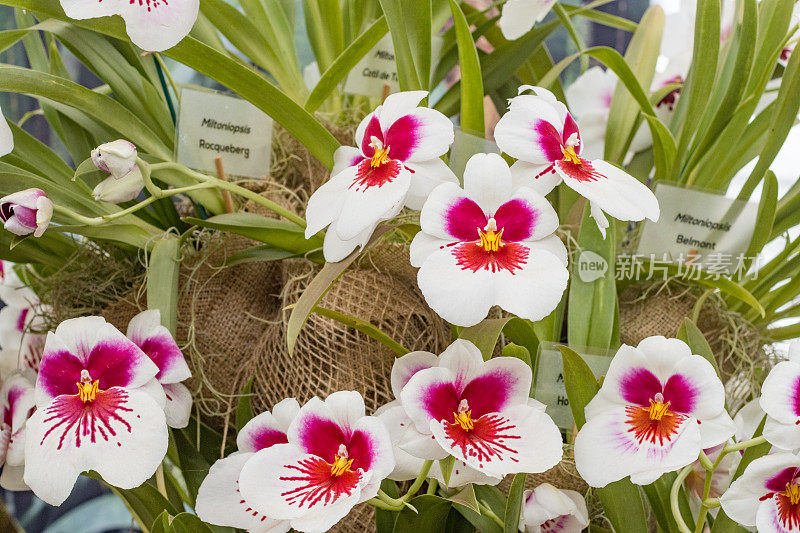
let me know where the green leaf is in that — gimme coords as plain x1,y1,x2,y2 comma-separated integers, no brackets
459,318,512,360
378,0,422,90
235,378,255,432
643,473,693,533
448,484,480,514
568,206,617,350
743,170,778,270
393,495,453,533
98,477,179,533
453,485,504,533
183,214,321,255
224,245,300,267
303,0,345,73
172,425,214,505
304,16,388,112
150,511,171,533
376,479,401,533
604,5,664,163
558,345,599,429
676,318,720,377
310,305,410,355
503,473,526,533
170,513,214,533
448,0,484,134
147,235,180,335
438,456,455,486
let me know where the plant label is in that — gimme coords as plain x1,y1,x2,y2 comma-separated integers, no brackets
448,128,500,179
176,87,273,179
344,34,444,98
533,343,613,431
635,183,759,273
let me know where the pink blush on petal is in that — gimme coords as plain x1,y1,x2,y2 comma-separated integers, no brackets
86,340,143,389
766,467,800,493
493,199,538,242
360,115,382,157
420,381,460,424
248,428,289,452
444,198,486,242
38,350,86,399
554,159,605,182
137,335,183,381
662,374,698,414
296,416,347,463
344,429,375,472
460,372,517,418
532,120,566,162
384,114,422,162
619,368,662,407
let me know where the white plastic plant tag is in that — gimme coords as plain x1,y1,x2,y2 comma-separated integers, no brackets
635,183,759,274
533,342,612,431
176,87,273,179
449,128,500,179
344,35,444,98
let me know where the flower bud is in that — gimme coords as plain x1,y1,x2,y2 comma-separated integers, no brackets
0,189,52,237
91,140,137,179
92,166,144,204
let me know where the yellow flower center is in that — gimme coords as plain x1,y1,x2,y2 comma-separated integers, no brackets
783,483,800,505
369,136,391,168
561,145,581,165
478,218,504,252
77,379,99,403
452,399,474,431
330,444,354,477
648,393,671,421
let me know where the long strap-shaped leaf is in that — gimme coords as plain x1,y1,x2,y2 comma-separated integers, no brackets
448,0,484,134
5,0,340,169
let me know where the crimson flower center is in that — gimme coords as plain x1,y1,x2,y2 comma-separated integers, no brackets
330,444,354,477
75,369,100,404
783,483,800,506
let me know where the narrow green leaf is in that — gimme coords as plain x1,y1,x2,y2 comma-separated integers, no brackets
169,513,214,533
676,318,720,377
743,170,778,264
558,345,599,429
224,245,299,267
150,511,170,533
448,484,480,514
147,235,180,335
310,305,410,355
503,473,526,533
304,16,388,112
392,495,452,533
235,378,255,432
183,214,321,255
378,0,422,90
439,456,455,486
448,0,484,134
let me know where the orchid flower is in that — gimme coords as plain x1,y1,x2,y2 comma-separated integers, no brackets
93,167,145,204
396,339,563,479
758,342,800,451
0,105,12,157
0,306,33,351
410,152,568,327
0,333,45,379
59,0,199,52
377,349,504,487
23,316,168,506
564,66,618,160
779,3,800,67
498,0,556,41
91,140,138,179
720,452,800,531
0,372,35,491
494,86,659,237
238,391,394,533
126,310,192,429
519,483,589,533
0,189,53,238
196,398,300,533
0,261,38,309
305,91,456,262
574,336,736,487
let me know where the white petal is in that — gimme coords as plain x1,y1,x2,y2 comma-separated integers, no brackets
527,234,568,266
763,416,800,451
334,168,410,240
430,403,562,479
304,168,352,238
557,160,659,223
498,0,556,40
321,390,367,433
163,382,192,428
698,410,736,449
404,158,459,210
384,106,455,163
462,153,513,214
590,201,609,239
237,397,299,453
509,160,561,195
565,66,617,120
120,0,200,52
196,452,291,533
332,146,364,176
24,387,168,506
418,181,481,241
0,463,27,491
322,222,375,263
493,246,569,322
59,0,120,21
378,91,429,132
376,405,427,481
761,361,800,425
409,232,451,268
574,405,701,488
391,351,440,399
495,95,565,164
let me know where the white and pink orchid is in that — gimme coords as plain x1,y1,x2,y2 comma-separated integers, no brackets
519,483,589,533
23,316,168,506
720,452,800,531
0,372,35,491
59,0,199,52
0,305,33,351
494,86,659,237
779,3,800,67
126,310,192,428
574,336,736,487
196,398,300,533
411,152,568,327
498,0,556,41
237,391,394,533
0,105,12,157
564,66,618,160
0,188,53,238
91,140,138,179
758,342,800,451
305,91,456,262
395,339,563,479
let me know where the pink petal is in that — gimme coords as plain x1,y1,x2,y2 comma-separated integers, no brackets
359,115,382,158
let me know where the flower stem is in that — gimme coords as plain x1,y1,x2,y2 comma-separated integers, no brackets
150,162,307,228
368,460,435,513
366,497,404,511
401,460,433,502
155,463,168,500
698,450,714,471
670,465,694,533
477,501,504,528
722,436,766,454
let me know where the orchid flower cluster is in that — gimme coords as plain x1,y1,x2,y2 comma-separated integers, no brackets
0,269,192,507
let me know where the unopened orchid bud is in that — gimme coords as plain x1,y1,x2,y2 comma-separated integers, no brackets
91,140,137,179
92,166,144,204
0,189,53,237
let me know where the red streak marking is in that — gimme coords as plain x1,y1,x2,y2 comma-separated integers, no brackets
350,159,401,191
40,389,133,449
279,456,361,509
624,405,684,446
442,413,521,469
452,242,529,274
